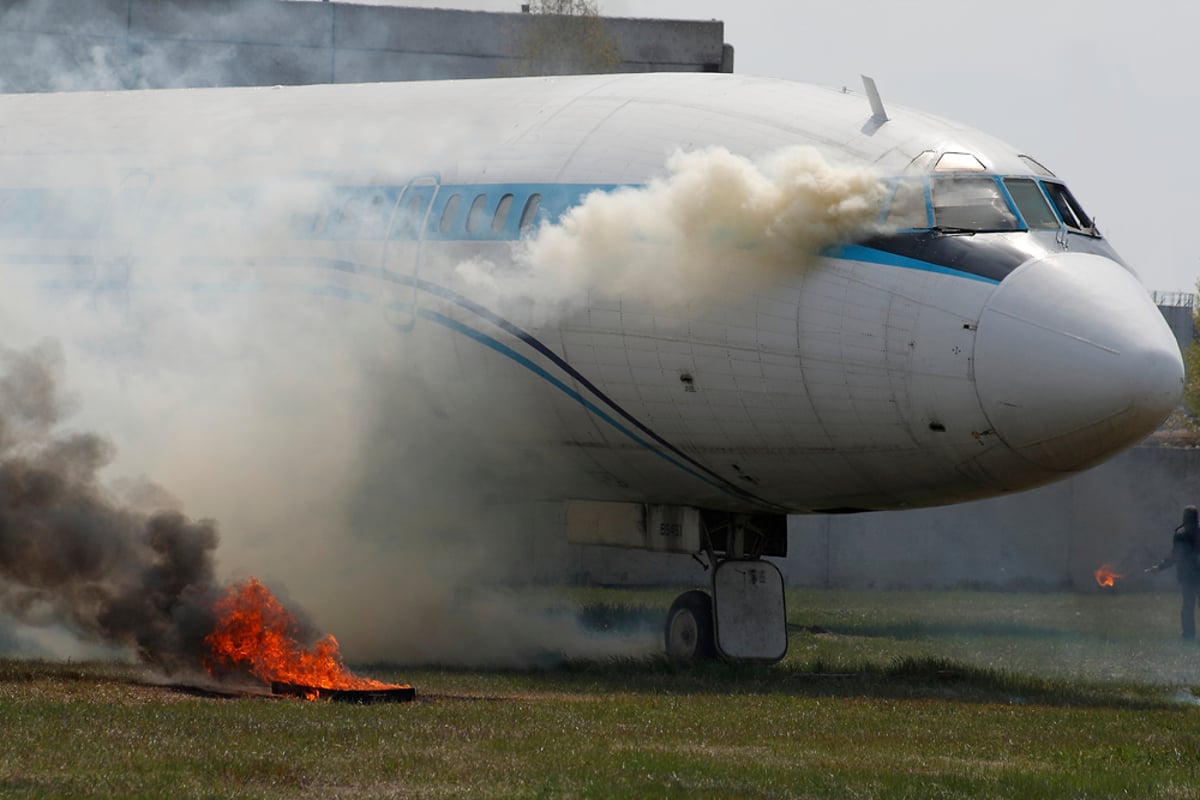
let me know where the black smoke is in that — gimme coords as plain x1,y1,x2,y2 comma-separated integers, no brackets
0,340,219,668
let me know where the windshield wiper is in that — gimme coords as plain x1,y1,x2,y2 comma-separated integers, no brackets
930,225,977,236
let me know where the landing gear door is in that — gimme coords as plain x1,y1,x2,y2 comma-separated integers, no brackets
382,174,440,331
712,559,787,662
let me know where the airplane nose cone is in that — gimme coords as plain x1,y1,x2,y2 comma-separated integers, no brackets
974,252,1183,471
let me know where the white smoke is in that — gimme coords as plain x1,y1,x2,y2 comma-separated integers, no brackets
460,145,886,310
0,1,320,94
0,125,890,669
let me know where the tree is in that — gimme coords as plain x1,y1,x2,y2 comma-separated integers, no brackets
1184,297,1200,421
509,0,621,76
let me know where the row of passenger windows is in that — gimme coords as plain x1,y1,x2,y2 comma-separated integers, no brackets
434,191,542,235
0,183,592,241
883,175,1096,236
315,188,546,240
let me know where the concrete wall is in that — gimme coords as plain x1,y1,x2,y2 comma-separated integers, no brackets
784,445,1200,592
0,0,729,93
1158,302,1196,354
570,444,1200,592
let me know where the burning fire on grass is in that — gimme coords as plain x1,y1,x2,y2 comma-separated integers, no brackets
203,577,411,700
1094,564,1125,588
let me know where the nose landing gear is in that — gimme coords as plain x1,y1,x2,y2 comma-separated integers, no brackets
664,515,788,663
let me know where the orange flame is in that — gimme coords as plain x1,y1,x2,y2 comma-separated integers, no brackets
203,577,406,695
1094,564,1124,587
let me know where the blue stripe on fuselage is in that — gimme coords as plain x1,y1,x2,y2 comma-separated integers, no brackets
827,243,1000,284
414,305,741,498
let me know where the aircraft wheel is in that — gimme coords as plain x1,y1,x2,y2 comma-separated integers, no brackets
665,589,716,662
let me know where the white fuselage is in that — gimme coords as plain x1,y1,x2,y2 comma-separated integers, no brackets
0,74,1183,513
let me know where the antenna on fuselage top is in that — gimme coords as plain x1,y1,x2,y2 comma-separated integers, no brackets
861,75,888,124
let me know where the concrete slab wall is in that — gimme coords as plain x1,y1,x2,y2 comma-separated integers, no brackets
570,445,1200,593
1159,304,1195,354
0,0,728,93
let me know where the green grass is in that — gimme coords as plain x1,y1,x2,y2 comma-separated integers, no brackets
3,589,1200,799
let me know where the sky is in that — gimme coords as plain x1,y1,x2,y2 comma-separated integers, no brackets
309,0,1200,294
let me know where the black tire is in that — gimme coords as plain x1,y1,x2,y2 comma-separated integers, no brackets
664,589,716,662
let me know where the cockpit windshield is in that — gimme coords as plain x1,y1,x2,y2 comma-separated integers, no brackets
930,176,1018,232
1003,178,1060,230
881,173,1100,237
1040,181,1094,233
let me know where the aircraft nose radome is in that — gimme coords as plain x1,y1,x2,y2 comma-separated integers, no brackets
974,252,1183,472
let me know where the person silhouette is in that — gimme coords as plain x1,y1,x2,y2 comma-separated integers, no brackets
1147,505,1200,640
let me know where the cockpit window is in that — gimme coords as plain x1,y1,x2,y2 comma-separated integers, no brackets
1042,181,1095,234
933,152,987,172
1003,178,1060,230
877,173,1103,239
904,150,937,174
930,176,1019,232
1018,154,1056,178
883,179,928,229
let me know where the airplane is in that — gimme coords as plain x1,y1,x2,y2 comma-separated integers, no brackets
0,72,1183,664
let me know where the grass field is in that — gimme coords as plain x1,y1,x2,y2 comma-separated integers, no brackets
3,588,1200,799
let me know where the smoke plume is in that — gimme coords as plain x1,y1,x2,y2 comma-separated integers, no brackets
460,145,886,310
0,143,885,669
0,341,219,667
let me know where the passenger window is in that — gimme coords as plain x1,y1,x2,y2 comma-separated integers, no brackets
466,194,488,233
439,193,461,233
882,180,928,229
930,176,1018,232
1003,179,1059,230
519,193,542,232
1042,182,1095,234
492,193,514,233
